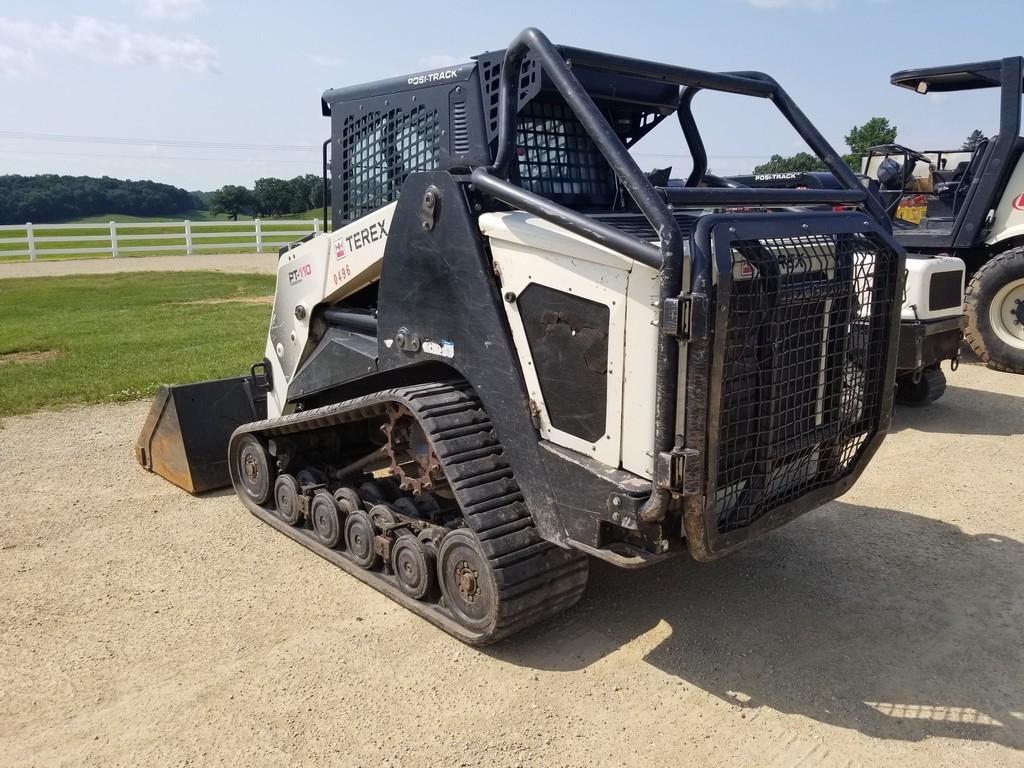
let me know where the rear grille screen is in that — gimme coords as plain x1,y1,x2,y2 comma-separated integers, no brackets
515,101,614,199
711,232,898,534
339,105,441,223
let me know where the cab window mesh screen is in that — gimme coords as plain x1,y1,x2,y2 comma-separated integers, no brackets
711,232,898,534
340,105,441,222
515,101,613,198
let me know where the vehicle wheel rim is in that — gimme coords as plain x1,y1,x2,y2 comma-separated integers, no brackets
238,437,272,504
989,276,1024,349
438,530,496,630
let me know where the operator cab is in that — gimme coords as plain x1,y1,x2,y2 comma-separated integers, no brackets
860,58,1024,250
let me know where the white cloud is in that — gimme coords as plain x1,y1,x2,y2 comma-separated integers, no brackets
0,16,220,75
0,42,34,78
137,0,207,21
747,0,839,9
308,53,344,68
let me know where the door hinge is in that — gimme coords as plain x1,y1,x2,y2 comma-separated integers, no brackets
655,447,702,495
661,293,708,341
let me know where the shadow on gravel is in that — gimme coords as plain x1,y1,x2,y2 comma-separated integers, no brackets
492,503,1024,749
891,383,1024,436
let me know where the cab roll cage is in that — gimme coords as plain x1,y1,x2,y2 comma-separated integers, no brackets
469,27,886,524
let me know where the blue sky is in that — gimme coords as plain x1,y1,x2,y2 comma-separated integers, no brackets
1,0,1020,190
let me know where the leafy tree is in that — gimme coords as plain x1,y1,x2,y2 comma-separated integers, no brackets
962,129,987,151
753,152,826,174
189,190,212,210
843,117,898,168
210,185,255,221
254,177,294,217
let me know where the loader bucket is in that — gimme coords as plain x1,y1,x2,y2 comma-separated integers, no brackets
134,375,267,494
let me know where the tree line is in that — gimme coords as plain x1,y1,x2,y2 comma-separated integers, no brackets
0,174,199,225
209,175,328,220
752,118,988,174
0,173,329,225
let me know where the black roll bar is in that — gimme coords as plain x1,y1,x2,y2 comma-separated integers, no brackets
678,87,707,188
477,27,683,524
472,28,890,525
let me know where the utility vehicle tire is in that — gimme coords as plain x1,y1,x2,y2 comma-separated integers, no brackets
895,366,947,407
965,246,1024,374
235,435,275,505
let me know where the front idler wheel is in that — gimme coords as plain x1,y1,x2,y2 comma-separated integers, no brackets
273,474,302,526
236,435,275,505
310,489,342,548
437,528,498,633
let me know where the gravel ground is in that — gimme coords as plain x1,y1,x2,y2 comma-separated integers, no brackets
0,253,276,279
0,361,1021,767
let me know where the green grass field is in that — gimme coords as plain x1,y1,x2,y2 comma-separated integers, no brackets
0,272,275,417
0,210,330,262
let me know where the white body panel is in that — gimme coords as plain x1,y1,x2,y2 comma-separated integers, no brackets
266,203,396,417
987,154,1024,247
902,254,966,321
479,212,661,479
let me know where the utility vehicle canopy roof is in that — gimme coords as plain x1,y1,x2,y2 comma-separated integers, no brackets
891,58,1024,93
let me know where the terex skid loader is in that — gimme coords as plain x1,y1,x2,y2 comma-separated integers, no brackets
137,29,904,644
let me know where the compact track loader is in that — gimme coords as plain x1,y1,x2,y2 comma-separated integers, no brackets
137,29,904,644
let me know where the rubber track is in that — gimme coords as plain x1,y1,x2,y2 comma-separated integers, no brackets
229,380,588,644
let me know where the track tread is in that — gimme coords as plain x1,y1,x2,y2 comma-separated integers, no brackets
230,379,587,644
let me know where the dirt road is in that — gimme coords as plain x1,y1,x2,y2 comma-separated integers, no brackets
0,252,276,279
1,361,1021,767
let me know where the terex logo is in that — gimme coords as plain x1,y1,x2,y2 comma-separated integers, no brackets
1013,192,1024,211
288,263,312,285
334,239,346,260
344,219,388,251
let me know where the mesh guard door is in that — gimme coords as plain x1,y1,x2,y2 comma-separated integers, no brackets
685,213,902,558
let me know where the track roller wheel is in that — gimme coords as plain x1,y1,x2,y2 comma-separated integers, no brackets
333,487,361,515
235,435,275,505
345,510,379,569
310,490,342,548
895,366,947,407
437,528,498,634
273,474,302,526
391,534,436,600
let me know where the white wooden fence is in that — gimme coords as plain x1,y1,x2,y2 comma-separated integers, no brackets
0,218,325,261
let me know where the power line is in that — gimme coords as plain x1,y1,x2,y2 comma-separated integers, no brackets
0,130,320,153
0,129,768,162
0,148,318,165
